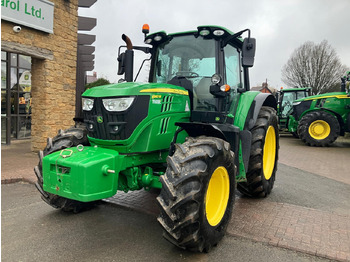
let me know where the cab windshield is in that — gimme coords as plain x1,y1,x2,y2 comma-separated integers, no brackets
153,35,217,110
153,34,241,112
281,91,308,117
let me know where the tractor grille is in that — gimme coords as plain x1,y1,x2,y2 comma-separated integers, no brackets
83,96,150,140
159,117,170,134
161,96,173,112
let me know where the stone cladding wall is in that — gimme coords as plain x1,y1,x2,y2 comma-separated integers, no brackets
1,0,79,151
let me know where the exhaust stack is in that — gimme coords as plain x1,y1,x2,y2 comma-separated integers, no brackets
122,34,134,82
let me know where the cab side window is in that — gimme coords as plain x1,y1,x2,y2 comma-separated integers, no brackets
224,45,242,89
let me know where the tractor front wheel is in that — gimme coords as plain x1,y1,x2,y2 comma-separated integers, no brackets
298,111,340,146
237,106,279,198
34,123,97,213
157,136,236,252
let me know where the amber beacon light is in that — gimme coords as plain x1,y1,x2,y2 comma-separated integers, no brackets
142,24,150,37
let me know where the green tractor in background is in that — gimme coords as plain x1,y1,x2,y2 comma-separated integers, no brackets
288,71,350,146
35,25,279,252
276,87,310,136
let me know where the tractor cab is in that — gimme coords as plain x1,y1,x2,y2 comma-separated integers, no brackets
341,71,350,94
118,25,256,124
277,87,311,119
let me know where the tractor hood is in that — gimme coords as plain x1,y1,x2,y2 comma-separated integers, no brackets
82,82,188,98
80,81,190,153
294,92,347,103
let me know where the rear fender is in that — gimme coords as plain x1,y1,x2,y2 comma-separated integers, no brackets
233,92,277,180
245,93,277,130
234,92,276,131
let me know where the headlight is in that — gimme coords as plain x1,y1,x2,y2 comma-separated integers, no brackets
102,97,135,112
199,29,210,36
211,74,222,85
154,35,162,41
82,98,94,111
144,38,152,44
213,29,225,36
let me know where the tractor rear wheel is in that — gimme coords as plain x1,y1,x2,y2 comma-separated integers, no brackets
237,106,279,198
34,123,97,213
157,136,236,252
298,111,340,147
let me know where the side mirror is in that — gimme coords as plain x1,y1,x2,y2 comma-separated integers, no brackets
117,52,126,75
242,38,256,68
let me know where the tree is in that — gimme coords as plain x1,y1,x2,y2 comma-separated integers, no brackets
282,40,348,95
85,78,110,90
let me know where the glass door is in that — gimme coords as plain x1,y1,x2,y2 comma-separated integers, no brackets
1,52,32,144
1,51,9,144
10,54,32,140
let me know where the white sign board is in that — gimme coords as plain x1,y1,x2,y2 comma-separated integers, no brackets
1,0,54,34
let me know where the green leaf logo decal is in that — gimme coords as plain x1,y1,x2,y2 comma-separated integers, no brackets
97,116,103,123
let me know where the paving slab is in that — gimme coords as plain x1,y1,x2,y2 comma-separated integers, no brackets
1,140,37,184
279,134,350,185
228,198,350,262
105,188,350,262
2,183,332,262
2,136,350,261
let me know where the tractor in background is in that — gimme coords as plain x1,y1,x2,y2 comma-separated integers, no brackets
288,71,350,146
276,87,310,137
35,25,279,252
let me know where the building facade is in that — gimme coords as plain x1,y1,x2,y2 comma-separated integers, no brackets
1,0,95,151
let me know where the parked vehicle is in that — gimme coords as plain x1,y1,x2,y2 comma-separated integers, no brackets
35,25,279,252
288,72,350,146
276,87,310,136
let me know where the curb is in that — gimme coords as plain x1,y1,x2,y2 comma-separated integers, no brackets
1,177,36,185
226,232,349,262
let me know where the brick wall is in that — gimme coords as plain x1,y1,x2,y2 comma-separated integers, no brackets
1,0,79,151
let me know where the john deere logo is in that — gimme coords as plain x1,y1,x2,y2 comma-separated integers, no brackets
97,116,103,123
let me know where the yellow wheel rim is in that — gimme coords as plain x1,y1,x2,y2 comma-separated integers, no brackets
205,166,230,227
308,120,330,140
263,126,276,180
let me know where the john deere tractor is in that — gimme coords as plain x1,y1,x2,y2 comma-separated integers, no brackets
288,71,350,146
276,87,310,136
35,25,279,252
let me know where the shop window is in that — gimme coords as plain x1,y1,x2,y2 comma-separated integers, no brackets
1,51,32,144
10,53,17,67
1,52,8,144
1,117,6,143
19,55,31,69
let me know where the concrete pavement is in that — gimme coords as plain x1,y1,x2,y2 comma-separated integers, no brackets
2,183,332,262
1,135,350,261
279,134,350,185
1,139,37,184
104,167,350,262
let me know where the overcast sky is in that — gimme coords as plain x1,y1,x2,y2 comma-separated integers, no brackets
79,0,349,89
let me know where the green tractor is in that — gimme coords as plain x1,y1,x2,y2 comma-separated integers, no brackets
35,25,279,252
288,71,350,146
276,87,310,136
